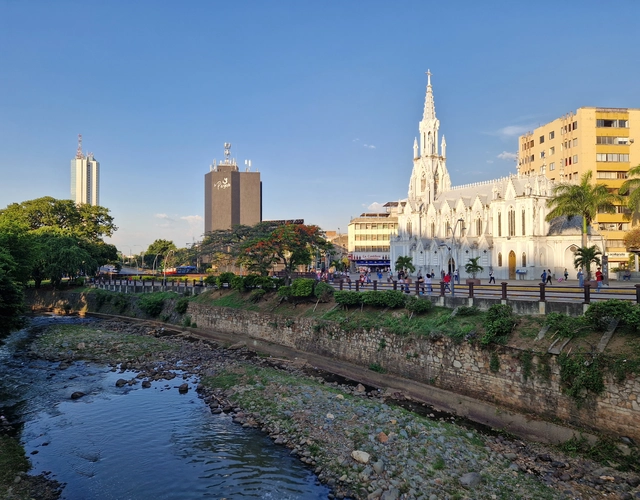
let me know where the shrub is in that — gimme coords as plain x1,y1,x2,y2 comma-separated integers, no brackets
361,290,388,308
175,297,189,315
277,286,292,299
545,312,588,338
204,275,217,286
405,296,432,314
334,291,362,307
290,278,315,298
137,293,166,317
216,272,235,289
314,281,334,302
558,352,605,402
456,306,480,316
381,290,408,309
584,300,635,331
230,275,247,292
481,304,515,345
93,289,111,309
249,288,266,303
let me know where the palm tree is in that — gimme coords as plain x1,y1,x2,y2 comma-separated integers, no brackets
573,245,602,281
545,170,620,248
394,256,415,276
619,164,640,223
464,256,484,279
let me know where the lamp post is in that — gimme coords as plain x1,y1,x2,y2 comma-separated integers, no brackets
163,249,175,285
449,218,465,297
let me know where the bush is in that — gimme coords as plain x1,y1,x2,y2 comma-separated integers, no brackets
175,297,189,315
334,291,362,307
456,306,480,316
249,288,266,303
290,278,315,298
216,272,235,289
314,281,334,302
93,289,112,309
405,296,432,314
137,293,166,317
545,312,588,338
230,275,247,292
584,300,635,331
204,275,217,286
277,286,292,299
361,290,388,308
382,290,408,309
481,304,515,345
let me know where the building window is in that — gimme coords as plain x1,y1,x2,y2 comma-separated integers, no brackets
573,155,578,164
549,131,555,140
573,138,578,147
597,136,631,145
530,154,534,162
597,119,629,128
549,146,555,155
572,121,578,130
508,209,516,237
596,153,630,162
521,210,526,236
540,151,545,159
549,162,555,171
522,253,527,267
475,218,482,236
497,212,502,237
539,135,545,144
430,222,435,238
498,253,503,267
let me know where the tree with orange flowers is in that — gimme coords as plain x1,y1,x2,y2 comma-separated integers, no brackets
238,224,331,284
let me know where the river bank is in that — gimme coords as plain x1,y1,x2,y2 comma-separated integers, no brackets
10,316,640,499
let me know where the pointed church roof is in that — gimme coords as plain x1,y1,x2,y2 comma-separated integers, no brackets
422,70,436,121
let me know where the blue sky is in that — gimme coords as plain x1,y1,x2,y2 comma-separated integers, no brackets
1,1,639,254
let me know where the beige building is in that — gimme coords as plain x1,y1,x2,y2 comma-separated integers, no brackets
348,203,398,270
518,107,640,266
70,134,100,206
204,143,262,233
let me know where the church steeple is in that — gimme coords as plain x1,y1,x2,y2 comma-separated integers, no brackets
419,69,440,157
422,70,436,122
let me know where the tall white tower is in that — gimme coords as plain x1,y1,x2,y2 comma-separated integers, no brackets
70,134,100,206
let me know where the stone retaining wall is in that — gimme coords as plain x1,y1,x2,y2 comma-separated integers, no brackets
187,303,640,442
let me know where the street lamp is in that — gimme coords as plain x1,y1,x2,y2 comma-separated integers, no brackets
163,249,175,285
448,218,465,297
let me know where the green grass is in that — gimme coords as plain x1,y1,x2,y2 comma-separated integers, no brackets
0,435,31,500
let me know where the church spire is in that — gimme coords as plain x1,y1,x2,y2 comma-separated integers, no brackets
422,69,436,122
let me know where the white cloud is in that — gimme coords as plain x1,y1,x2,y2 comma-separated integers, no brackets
352,138,360,142
363,144,376,149
155,213,174,221
497,151,518,161
486,160,494,164
496,125,531,138
180,215,203,223
366,202,386,212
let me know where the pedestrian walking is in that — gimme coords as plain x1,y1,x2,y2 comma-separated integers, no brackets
488,270,495,284
563,268,569,281
596,268,603,291
425,273,433,295
546,270,553,285
454,269,459,284
541,269,547,284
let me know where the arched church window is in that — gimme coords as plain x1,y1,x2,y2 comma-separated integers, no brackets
522,209,526,236
522,253,527,267
406,220,412,237
421,175,426,193
498,253,503,267
497,212,502,237
475,218,482,236
434,172,440,197
508,208,516,237
430,222,435,238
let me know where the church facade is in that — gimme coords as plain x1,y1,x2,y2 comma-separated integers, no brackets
389,73,585,281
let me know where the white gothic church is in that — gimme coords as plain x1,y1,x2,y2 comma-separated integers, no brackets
389,73,584,281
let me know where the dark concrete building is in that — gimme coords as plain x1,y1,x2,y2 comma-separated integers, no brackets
204,143,262,233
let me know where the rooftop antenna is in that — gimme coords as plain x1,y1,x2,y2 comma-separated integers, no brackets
223,142,231,164
245,159,252,172
76,134,83,159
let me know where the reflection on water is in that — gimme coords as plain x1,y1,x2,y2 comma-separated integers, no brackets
1,316,330,500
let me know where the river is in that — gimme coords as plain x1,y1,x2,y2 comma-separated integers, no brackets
0,315,330,499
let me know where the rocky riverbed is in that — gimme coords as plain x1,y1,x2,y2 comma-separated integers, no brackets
14,318,640,499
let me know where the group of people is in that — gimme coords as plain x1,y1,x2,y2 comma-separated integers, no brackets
543,267,605,291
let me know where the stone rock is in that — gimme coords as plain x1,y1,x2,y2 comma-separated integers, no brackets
326,413,335,420
459,472,482,488
178,383,189,393
453,360,462,368
115,378,127,388
367,489,383,499
141,380,151,388
70,391,85,400
356,384,366,393
377,432,388,443
335,394,344,400
77,342,85,349
227,342,246,350
372,460,384,475
381,488,399,500
351,450,370,464
504,452,517,460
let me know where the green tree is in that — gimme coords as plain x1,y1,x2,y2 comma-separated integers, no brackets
573,245,602,281
620,164,640,223
545,170,620,248
394,256,415,275
238,224,330,284
464,256,484,279
145,239,177,268
624,226,640,252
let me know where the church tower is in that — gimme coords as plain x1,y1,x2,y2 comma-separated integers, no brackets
408,71,450,207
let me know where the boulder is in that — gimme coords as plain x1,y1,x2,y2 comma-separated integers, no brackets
459,472,482,488
178,383,189,393
351,450,370,464
70,391,85,400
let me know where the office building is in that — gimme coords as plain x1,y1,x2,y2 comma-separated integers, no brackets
518,107,640,266
70,134,100,206
348,205,398,270
204,143,262,233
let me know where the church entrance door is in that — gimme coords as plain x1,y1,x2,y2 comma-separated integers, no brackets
448,258,455,276
508,251,516,280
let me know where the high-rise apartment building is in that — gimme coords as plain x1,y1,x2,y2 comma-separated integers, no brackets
348,203,398,270
70,134,100,206
518,107,640,266
204,143,262,233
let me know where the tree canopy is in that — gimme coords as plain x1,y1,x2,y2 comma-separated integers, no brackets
573,245,602,281
620,164,640,223
545,171,620,248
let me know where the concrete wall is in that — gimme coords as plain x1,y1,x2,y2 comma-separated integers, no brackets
187,303,640,442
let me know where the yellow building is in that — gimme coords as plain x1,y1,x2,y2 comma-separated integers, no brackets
518,107,640,266
348,202,398,270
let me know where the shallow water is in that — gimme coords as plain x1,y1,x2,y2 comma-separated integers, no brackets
1,316,330,499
